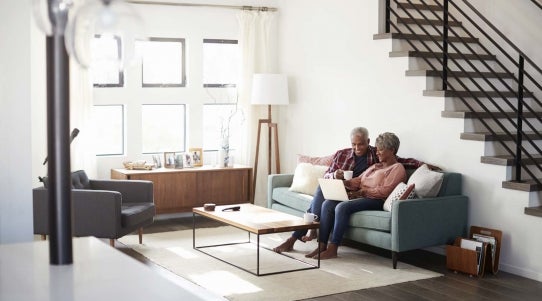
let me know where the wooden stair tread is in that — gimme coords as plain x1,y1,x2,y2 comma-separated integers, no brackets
424,90,533,98
502,180,542,192
460,131,542,141
480,155,542,166
396,2,443,11
373,33,478,43
406,69,514,78
524,206,542,217
397,17,461,27
441,111,541,119
390,51,496,61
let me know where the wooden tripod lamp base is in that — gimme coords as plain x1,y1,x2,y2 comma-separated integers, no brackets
250,74,289,200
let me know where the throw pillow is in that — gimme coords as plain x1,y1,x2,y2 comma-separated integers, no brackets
289,163,329,196
383,182,416,212
407,164,444,198
297,154,333,167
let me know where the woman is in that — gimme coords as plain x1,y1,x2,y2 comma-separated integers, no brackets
306,132,407,259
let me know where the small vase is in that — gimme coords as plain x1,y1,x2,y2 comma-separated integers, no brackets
220,138,230,168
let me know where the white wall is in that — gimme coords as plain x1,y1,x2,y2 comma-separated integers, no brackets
0,0,34,243
275,0,542,281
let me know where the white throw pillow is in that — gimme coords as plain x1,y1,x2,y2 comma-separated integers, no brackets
383,182,416,212
407,164,444,198
289,163,329,196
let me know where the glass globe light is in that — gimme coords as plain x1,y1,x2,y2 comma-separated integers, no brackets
65,0,146,69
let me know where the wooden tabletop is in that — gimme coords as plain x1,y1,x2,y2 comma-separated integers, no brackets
193,203,319,235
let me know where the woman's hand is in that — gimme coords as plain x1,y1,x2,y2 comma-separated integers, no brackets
347,189,363,199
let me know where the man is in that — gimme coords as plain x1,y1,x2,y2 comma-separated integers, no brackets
273,127,427,253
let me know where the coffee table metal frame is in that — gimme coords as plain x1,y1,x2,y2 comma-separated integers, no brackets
192,204,320,276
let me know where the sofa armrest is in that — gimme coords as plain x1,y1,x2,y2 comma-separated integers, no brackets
33,187,123,238
71,189,123,238
267,174,294,208
391,195,469,252
90,179,153,204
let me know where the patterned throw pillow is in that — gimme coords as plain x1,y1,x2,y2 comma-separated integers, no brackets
383,182,416,212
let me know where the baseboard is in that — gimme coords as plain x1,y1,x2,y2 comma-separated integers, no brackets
422,245,446,256
499,263,542,282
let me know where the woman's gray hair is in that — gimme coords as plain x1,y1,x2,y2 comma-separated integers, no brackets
350,127,369,139
375,132,400,154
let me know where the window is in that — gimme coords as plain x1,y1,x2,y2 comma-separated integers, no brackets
203,39,239,87
141,104,186,153
91,35,124,87
92,105,124,155
139,38,186,87
203,104,242,151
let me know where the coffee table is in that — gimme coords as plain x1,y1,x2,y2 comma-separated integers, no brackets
192,203,320,276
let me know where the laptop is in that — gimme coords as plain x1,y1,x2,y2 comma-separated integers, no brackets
318,178,350,201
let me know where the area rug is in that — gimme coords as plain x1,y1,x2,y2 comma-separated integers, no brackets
119,226,441,301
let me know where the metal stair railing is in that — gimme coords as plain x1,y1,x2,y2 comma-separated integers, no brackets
383,0,542,186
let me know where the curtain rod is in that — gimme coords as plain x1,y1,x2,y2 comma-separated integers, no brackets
127,1,278,11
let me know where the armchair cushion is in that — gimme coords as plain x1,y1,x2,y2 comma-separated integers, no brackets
288,163,328,196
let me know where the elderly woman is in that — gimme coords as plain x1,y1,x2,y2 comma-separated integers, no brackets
306,132,407,260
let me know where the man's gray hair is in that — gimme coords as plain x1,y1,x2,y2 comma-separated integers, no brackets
375,132,400,154
350,127,369,139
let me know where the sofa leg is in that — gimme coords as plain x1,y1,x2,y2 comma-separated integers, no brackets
110,239,115,247
40,234,47,241
392,251,398,269
138,227,143,244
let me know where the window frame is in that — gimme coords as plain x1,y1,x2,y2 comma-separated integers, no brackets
202,38,238,88
92,35,124,88
140,104,187,154
141,37,187,88
93,104,125,156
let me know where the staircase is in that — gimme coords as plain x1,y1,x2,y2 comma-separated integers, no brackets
374,0,542,217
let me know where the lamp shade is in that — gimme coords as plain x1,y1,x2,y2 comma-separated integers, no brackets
250,73,289,105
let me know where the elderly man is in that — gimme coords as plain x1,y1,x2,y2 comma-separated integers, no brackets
273,127,427,254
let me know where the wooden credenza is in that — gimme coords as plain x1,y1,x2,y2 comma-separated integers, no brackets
111,165,253,214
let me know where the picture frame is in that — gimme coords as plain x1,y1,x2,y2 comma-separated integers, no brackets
164,152,176,168
174,153,184,169
189,147,203,167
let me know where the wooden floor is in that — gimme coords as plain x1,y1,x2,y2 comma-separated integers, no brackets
116,215,542,301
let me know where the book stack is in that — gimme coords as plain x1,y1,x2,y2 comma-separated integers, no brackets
446,226,502,277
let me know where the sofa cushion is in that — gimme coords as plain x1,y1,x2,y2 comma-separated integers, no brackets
383,183,416,212
273,187,313,213
288,163,328,196
121,203,155,227
349,210,391,232
407,164,444,198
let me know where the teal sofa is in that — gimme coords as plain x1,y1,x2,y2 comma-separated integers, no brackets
267,171,469,268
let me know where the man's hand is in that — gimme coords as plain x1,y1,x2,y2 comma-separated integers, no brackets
334,169,344,180
425,163,442,171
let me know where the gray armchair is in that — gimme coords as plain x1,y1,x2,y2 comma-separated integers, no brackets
33,170,155,247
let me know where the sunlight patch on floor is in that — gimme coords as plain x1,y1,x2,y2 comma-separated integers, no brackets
189,270,262,295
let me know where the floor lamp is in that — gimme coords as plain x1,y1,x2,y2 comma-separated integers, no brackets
251,74,289,200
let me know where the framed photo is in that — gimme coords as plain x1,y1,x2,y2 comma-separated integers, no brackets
189,147,203,167
164,152,176,168
174,153,184,169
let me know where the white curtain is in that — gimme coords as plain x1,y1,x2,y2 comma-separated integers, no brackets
69,61,97,178
237,10,277,205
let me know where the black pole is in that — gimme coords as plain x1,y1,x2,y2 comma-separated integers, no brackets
442,0,449,90
515,56,525,182
385,0,391,33
47,1,73,265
